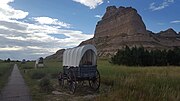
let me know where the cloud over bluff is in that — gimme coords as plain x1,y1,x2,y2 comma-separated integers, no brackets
46,6,180,60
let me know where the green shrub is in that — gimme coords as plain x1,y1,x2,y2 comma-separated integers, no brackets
39,78,53,93
31,71,46,79
50,72,58,79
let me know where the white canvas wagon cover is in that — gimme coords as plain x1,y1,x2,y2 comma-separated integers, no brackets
36,57,43,64
63,44,97,67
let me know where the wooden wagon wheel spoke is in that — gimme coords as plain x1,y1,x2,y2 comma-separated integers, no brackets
58,72,64,87
92,78,99,88
94,81,99,86
67,69,76,94
89,70,100,91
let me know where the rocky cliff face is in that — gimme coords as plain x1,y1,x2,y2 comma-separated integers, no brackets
94,6,147,38
46,6,180,60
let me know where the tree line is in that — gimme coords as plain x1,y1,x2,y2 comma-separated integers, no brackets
111,46,180,66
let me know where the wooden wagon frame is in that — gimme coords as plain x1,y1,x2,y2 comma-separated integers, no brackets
58,44,100,94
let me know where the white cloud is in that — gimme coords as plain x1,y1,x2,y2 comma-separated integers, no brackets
0,0,13,4
0,46,23,51
0,20,93,60
0,0,93,60
0,0,28,20
95,15,102,19
72,0,103,9
33,17,71,28
170,20,180,24
149,0,174,11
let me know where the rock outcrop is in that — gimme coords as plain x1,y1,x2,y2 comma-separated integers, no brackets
45,49,65,61
95,6,147,38
157,28,178,38
46,6,180,60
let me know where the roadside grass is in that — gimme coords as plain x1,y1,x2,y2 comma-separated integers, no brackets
20,61,35,69
19,60,62,101
0,62,13,90
20,60,180,101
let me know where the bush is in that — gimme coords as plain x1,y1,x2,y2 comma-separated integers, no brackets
50,72,58,79
31,71,46,79
39,78,53,93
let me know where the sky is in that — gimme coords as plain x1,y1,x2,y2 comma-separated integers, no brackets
0,0,179,60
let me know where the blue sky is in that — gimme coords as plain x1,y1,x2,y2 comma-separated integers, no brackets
10,0,180,33
0,0,179,60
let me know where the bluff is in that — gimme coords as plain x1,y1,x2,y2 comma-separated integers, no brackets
46,6,180,60
94,6,147,38
79,6,180,57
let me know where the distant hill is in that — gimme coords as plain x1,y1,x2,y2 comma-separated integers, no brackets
45,6,180,61
45,49,65,61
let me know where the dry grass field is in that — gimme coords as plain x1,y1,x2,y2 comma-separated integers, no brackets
18,60,180,101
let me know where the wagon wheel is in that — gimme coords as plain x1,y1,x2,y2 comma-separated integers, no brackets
58,72,64,87
67,69,76,94
89,70,100,91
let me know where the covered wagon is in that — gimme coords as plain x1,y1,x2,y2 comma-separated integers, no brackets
21,59,26,64
58,44,100,94
35,57,44,68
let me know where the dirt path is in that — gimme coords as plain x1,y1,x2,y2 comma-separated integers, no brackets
0,64,32,101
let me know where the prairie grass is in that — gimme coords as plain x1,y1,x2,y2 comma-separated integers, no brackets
0,62,13,90
20,60,180,101
97,60,180,101
21,61,35,69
